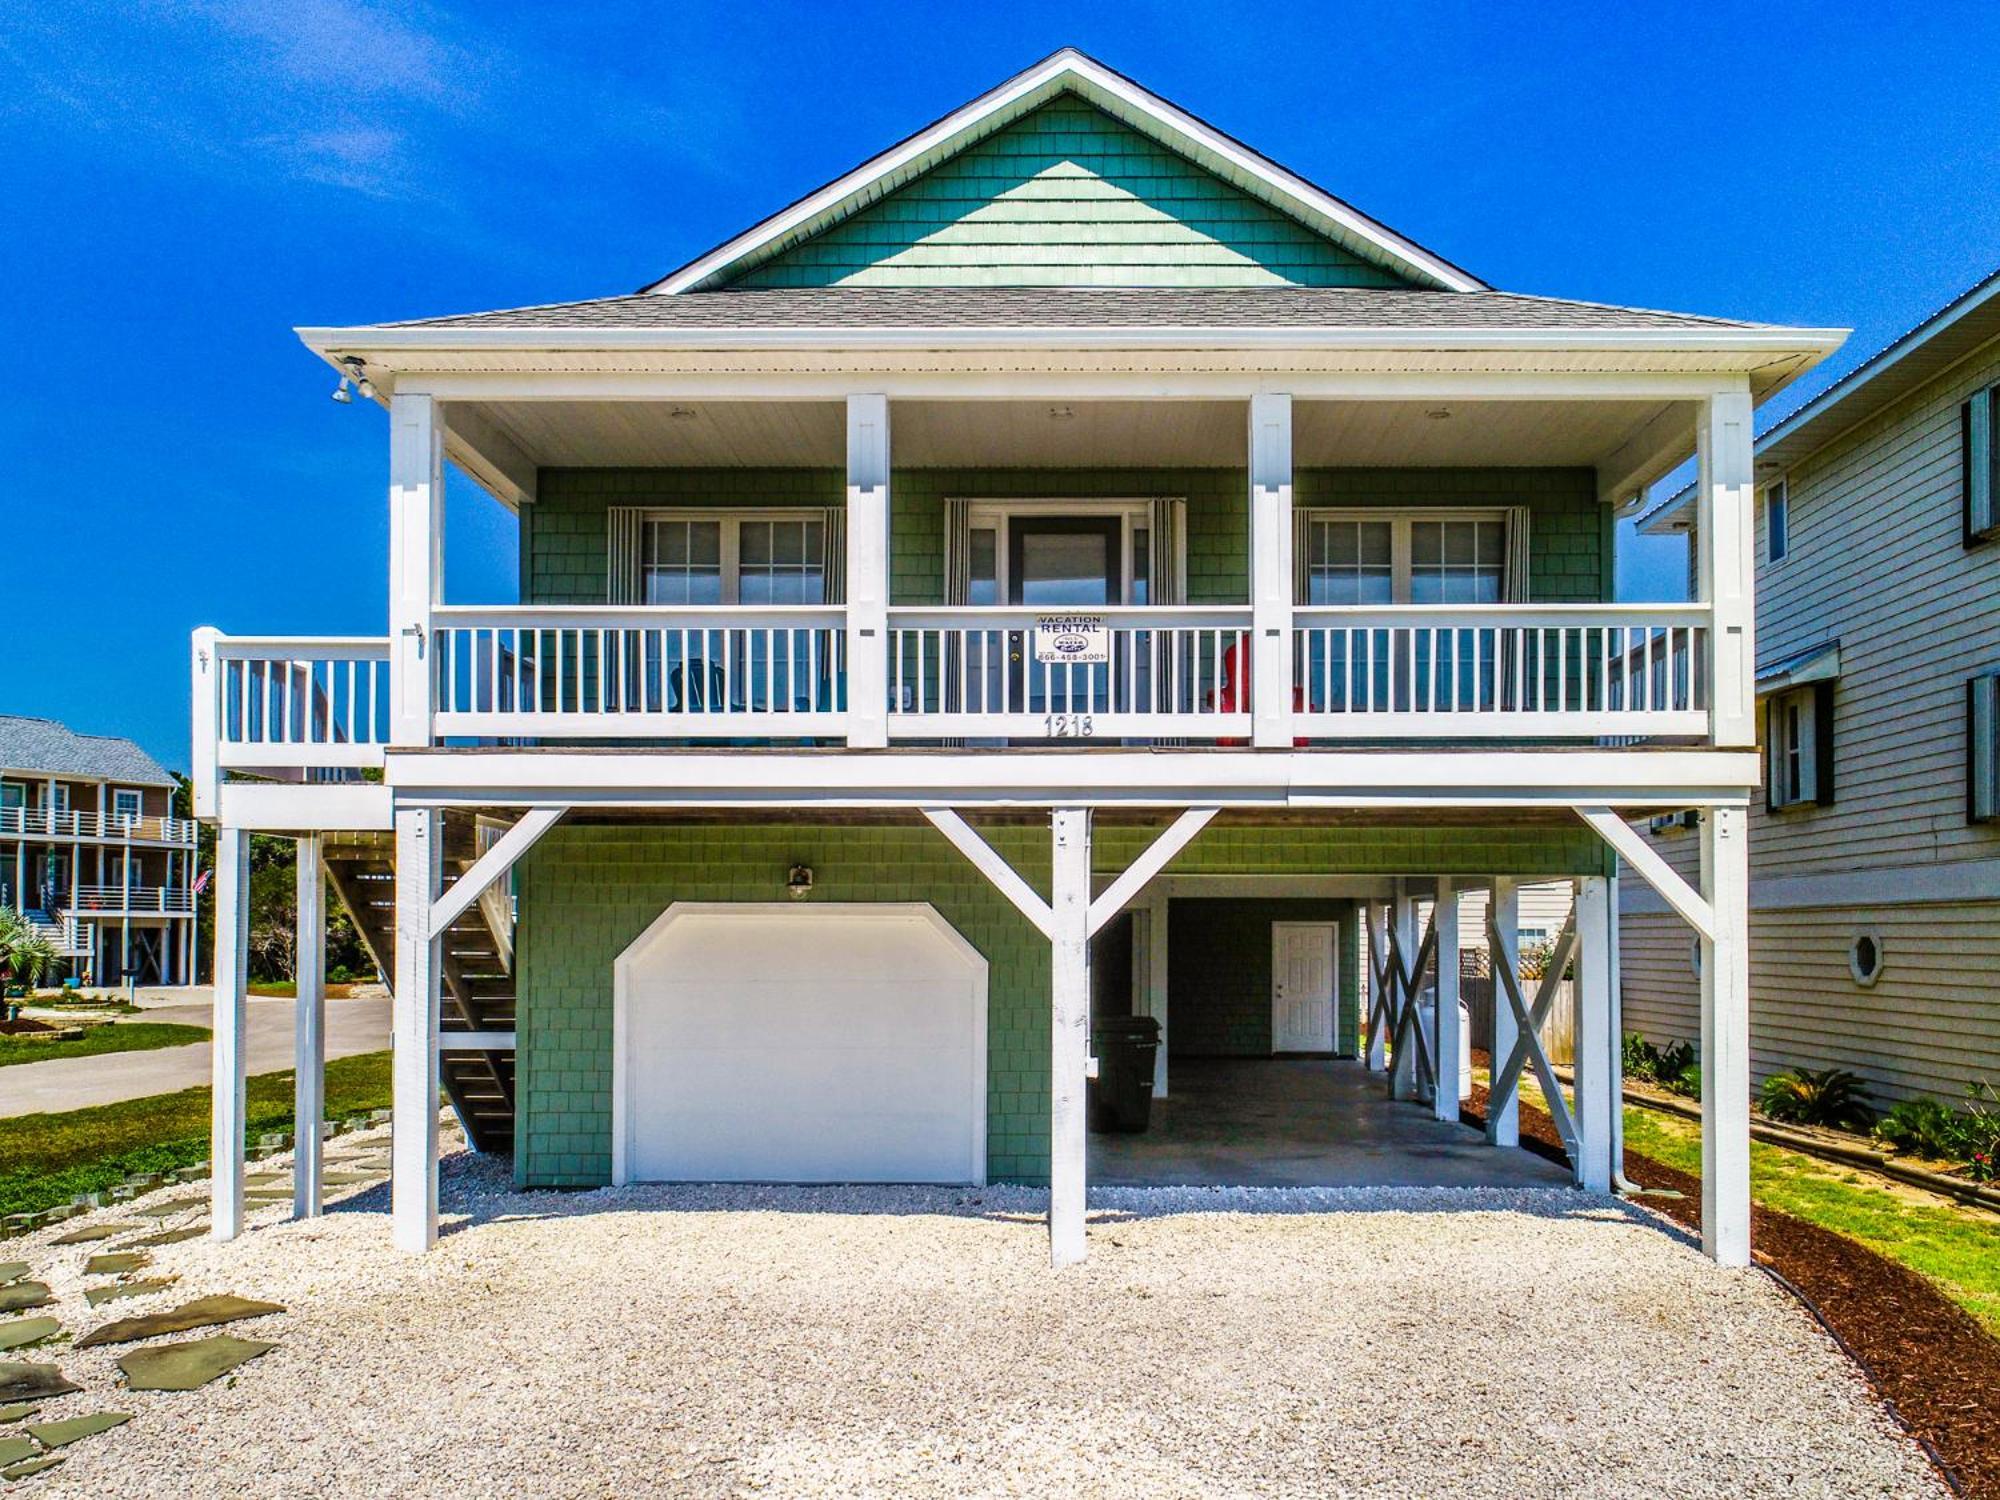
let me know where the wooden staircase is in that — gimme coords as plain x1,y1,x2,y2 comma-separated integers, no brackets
323,818,517,1154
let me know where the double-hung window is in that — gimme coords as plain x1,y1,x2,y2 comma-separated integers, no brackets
1966,384,2000,545
1766,686,1829,809
1969,672,2000,821
1301,510,1515,711
639,514,826,606
1764,479,1790,564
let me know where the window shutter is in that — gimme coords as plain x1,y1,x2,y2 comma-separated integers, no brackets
1292,508,1311,604
1149,498,1187,606
1965,389,1997,545
941,500,973,606
1504,505,1532,602
820,507,846,604
606,507,644,604
1970,674,2000,822
1764,696,1778,815
1812,678,1836,805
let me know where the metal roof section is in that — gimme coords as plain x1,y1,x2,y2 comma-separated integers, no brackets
1755,639,1841,697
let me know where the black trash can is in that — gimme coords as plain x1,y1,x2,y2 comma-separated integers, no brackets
1088,1014,1161,1133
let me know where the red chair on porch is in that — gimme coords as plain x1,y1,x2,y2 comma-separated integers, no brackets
1207,637,1308,746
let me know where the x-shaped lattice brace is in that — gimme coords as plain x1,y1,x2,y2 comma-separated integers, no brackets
1486,909,1582,1163
1362,902,1398,1069
1363,900,1438,1100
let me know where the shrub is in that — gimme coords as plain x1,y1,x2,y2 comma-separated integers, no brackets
1759,1068,1876,1132
1622,1032,1663,1082
1622,1034,1697,1096
1874,1097,1968,1159
1959,1082,2000,1183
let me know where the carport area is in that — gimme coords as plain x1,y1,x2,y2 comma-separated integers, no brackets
1090,1058,1571,1188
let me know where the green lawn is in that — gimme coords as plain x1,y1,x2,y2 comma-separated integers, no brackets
0,1021,209,1069
1622,1104,2000,1336
0,1051,392,1221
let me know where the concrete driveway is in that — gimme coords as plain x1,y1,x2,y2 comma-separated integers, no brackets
1,988,390,1117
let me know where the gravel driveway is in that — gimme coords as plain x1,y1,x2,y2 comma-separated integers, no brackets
8,1137,1946,1499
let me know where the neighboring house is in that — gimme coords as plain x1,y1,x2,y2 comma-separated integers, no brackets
0,714,197,987
1624,268,2000,1107
191,49,1841,1266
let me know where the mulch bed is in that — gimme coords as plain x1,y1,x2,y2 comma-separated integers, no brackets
0,1018,58,1036
1463,1080,2000,1498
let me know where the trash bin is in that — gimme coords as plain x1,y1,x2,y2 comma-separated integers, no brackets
1088,1014,1161,1133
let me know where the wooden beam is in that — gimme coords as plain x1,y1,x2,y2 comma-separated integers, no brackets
1697,387,1757,747
429,808,562,934
1049,808,1090,1268
293,834,325,1220
210,826,250,1243
389,392,443,748
846,394,890,748
1086,808,1215,936
1485,878,1520,1148
1572,876,1613,1192
1248,392,1294,748
1432,879,1461,1123
921,808,1053,937
392,808,442,1254
1701,805,1752,1265
438,1031,516,1051
1574,806,1714,939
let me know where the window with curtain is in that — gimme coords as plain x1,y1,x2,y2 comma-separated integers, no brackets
640,515,825,605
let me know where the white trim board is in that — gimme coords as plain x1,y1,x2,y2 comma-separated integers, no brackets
609,901,988,1189
1619,856,2000,914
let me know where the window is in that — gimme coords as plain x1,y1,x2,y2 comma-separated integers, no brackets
1307,519,1393,604
1304,512,1510,605
111,788,143,826
50,784,69,814
1848,933,1885,987
1765,478,1790,564
1966,385,2000,545
1766,685,1832,809
1409,518,1507,604
0,782,22,810
1969,672,2000,821
640,513,825,606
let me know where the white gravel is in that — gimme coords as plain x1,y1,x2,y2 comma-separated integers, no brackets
3,1133,1948,1498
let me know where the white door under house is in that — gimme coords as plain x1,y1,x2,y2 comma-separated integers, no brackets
1271,922,1337,1052
612,904,988,1186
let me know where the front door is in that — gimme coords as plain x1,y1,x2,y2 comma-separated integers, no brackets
1271,922,1337,1053
1008,517,1123,714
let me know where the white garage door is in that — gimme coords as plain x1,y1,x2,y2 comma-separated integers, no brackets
614,904,987,1185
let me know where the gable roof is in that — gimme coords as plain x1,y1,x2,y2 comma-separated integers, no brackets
646,48,1486,296
0,715,174,787
1637,264,2000,533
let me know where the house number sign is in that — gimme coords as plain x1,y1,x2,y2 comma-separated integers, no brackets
1033,614,1109,665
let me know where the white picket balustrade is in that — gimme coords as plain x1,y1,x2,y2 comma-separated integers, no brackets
207,637,392,769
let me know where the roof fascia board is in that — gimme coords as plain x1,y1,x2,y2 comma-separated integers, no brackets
645,50,1487,296
300,323,1848,356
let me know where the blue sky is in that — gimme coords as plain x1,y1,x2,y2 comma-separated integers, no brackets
2,1,1995,771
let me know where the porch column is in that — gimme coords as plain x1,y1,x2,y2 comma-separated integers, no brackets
845,394,891,749
1364,901,1388,1071
293,834,326,1219
391,807,443,1253
1049,808,1091,1268
1571,875,1614,1192
1248,392,1294,748
388,392,444,749
1389,882,1421,1101
1485,877,1520,1147
1432,879,1461,1123
1144,885,1170,1099
1696,387,1756,748
1699,807,1751,1264
210,825,250,1242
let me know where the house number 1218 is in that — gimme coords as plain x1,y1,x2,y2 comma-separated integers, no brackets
1045,713,1095,738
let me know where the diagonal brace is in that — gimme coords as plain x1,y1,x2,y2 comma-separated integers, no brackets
922,808,1054,937
429,808,563,934
1488,912,1580,1158
1574,806,1715,940
1087,809,1216,936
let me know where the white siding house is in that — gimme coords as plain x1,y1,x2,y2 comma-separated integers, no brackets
1625,268,2000,1105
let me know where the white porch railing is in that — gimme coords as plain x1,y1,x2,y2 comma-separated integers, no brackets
431,605,848,738
0,806,198,845
208,636,392,769
884,607,1253,740
1292,605,1709,737
69,884,195,916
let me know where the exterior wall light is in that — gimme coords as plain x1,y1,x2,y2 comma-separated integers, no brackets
787,864,814,900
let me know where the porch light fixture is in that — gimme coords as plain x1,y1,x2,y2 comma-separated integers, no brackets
332,356,374,404
787,864,814,900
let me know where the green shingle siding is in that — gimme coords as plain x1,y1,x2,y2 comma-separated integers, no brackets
526,466,1604,607
513,819,1605,1189
1168,899,1357,1058
727,96,1411,291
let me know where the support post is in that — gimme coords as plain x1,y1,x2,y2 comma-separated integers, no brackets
1572,875,1614,1192
392,808,442,1253
293,834,326,1219
1432,879,1462,1123
1389,883,1421,1101
1364,901,1389,1071
1696,386,1756,748
1146,885,1170,1099
1049,807,1091,1268
1700,806,1751,1264
1485,877,1520,1147
388,391,444,749
1248,392,1294,748
845,394,891,748
210,826,250,1242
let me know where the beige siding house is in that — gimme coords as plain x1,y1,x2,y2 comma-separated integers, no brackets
1625,268,2000,1104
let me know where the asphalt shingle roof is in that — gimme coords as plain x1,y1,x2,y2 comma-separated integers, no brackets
382,286,1764,334
0,716,175,787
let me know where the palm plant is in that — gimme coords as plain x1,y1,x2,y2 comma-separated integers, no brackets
0,907,59,995
1759,1067,1876,1132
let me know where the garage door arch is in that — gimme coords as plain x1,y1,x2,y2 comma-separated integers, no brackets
611,903,988,1187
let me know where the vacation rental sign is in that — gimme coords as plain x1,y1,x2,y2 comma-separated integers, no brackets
1034,614,1108,664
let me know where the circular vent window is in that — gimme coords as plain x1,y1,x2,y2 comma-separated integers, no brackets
1849,933,1885,987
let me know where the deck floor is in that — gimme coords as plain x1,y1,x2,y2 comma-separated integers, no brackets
1089,1056,1573,1189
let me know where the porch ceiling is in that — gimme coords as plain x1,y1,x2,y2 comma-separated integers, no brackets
455,394,1690,476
